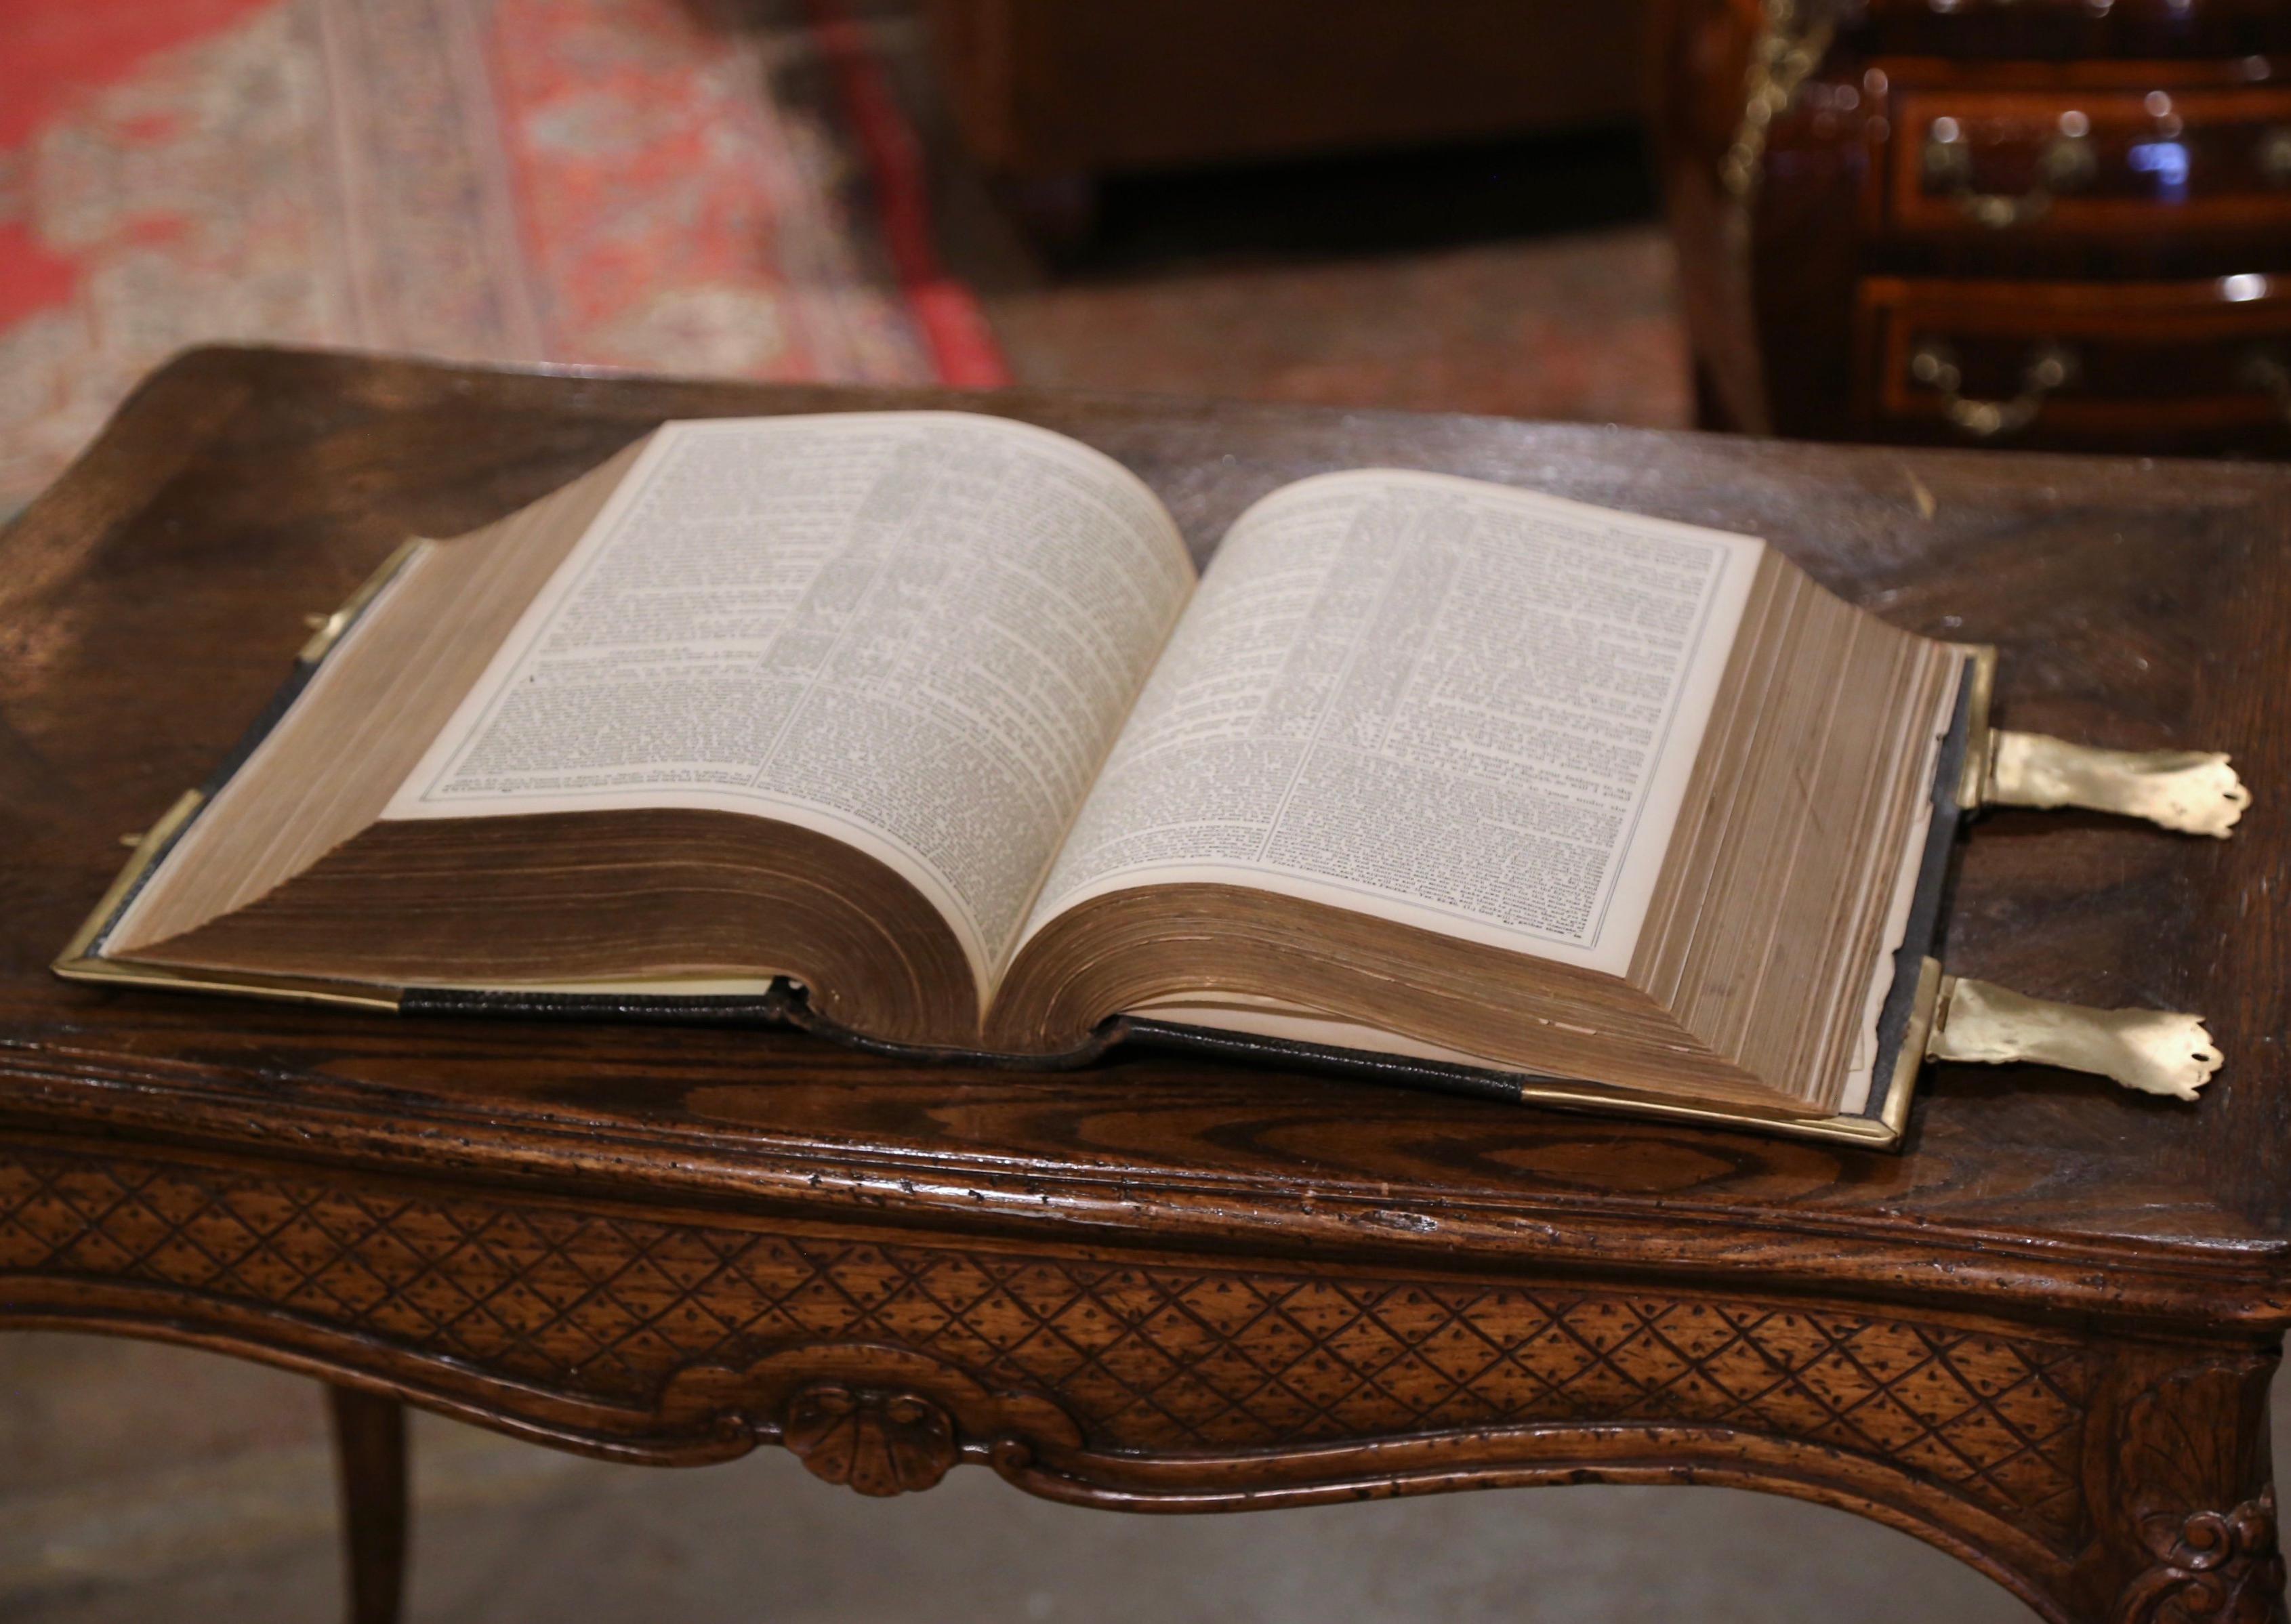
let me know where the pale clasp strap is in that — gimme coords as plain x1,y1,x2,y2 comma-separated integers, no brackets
1927,976,2223,1101
1984,730,2248,838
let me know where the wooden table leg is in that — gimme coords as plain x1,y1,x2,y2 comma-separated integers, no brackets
328,1386,408,1624
2078,1348,2288,1624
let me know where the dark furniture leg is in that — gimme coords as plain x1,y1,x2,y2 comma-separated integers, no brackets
329,1386,409,1624
1690,358,1735,434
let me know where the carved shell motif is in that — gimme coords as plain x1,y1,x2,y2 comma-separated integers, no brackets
2120,1488,2286,1624
2116,1361,2286,1624
781,1383,958,1497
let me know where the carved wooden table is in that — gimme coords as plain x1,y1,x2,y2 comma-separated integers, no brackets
3,347,2287,1624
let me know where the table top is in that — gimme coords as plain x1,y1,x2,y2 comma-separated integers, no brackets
3,346,2286,1329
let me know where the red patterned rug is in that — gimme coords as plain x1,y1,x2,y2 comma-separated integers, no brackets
0,0,1006,512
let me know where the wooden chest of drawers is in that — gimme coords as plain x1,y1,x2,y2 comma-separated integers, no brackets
1653,0,2291,453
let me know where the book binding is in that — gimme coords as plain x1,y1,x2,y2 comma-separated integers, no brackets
52,540,2227,1151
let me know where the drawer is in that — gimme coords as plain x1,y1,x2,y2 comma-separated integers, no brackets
1885,78,2291,235
1855,273,2291,447
1854,0,2291,61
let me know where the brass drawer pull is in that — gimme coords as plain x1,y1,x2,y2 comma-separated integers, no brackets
1910,340,2081,437
1922,115,2094,228
2258,126,2291,187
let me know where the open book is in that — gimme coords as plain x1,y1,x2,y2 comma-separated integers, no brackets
57,413,2235,1145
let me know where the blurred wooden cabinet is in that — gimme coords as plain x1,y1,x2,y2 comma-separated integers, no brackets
922,0,1645,182
1653,0,2291,453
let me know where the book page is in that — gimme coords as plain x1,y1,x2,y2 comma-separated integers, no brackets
1020,470,1761,978
386,413,1197,992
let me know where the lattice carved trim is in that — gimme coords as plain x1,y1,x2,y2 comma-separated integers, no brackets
0,1146,2092,1545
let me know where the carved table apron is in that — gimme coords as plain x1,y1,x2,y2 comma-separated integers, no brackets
4,348,2289,1624
1,1124,2281,1624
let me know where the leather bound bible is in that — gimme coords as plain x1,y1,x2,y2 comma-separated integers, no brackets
56,413,2242,1146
